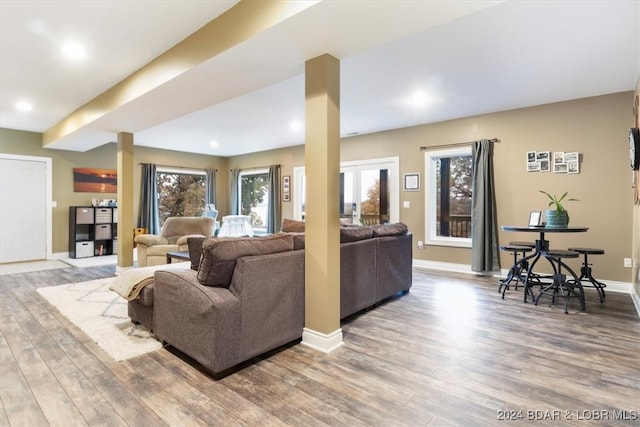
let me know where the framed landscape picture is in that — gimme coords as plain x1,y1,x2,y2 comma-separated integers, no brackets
73,168,117,193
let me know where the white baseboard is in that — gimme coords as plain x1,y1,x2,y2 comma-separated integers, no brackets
52,251,69,260
301,328,343,353
413,259,474,275
413,258,640,318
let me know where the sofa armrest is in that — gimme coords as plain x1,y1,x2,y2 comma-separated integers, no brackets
153,269,242,374
134,234,168,246
176,234,206,246
229,250,305,361
376,233,413,301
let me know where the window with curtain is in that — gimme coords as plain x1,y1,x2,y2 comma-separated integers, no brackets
156,168,206,225
238,169,270,232
424,146,473,247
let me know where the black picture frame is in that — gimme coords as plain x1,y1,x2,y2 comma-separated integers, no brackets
403,173,420,191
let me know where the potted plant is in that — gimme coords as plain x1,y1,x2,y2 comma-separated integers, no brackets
539,190,579,228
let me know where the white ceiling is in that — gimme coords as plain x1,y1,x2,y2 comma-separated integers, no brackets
1,0,638,157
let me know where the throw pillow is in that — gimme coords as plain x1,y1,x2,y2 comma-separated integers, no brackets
281,218,305,233
288,232,305,250
197,234,294,287
339,225,374,243
371,222,408,237
187,237,206,270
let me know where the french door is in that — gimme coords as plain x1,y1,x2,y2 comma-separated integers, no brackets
293,157,399,225
339,162,392,225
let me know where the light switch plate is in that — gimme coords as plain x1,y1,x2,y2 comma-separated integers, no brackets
403,201,410,208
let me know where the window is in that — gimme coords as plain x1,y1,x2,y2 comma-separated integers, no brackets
156,168,206,225
424,147,472,247
238,169,269,232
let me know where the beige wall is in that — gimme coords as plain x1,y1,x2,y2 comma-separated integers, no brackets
0,129,227,253
1,91,635,282
233,91,634,282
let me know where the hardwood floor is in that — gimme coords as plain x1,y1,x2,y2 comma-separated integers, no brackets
0,265,638,426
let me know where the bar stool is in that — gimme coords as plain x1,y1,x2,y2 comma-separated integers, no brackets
498,244,533,299
535,249,584,314
568,247,607,303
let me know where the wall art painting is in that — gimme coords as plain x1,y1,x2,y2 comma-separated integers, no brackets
73,168,117,193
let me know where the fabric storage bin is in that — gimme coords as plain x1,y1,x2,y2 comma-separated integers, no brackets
95,208,112,224
75,241,94,258
75,207,94,224
112,208,117,223
95,224,112,240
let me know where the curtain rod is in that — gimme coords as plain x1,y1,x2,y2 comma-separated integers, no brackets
138,163,218,172
419,138,500,151
229,164,281,171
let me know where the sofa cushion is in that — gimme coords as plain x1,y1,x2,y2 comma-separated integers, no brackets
340,225,373,243
371,222,408,237
187,237,206,270
281,218,305,233
197,234,294,287
286,232,305,250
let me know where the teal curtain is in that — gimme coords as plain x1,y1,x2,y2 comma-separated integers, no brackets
471,139,500,273
267,165,281,233
138,163,160,235
229,169,240,215
205,168,216,206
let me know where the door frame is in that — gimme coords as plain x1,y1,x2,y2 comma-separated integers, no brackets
293,156,400,223
0,153,53,260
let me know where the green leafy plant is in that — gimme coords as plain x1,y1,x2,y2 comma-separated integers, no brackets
539,190,579,212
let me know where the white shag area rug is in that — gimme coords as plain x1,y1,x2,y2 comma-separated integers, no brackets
37,278,162,361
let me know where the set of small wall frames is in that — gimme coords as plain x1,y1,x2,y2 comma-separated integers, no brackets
526,151,580,174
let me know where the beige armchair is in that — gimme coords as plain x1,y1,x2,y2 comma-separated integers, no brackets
134,216,216,267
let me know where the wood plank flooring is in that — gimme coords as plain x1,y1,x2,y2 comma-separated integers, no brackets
0,265,638,426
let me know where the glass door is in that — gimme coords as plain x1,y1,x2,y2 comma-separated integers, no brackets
340,164,390,225
294,157,398,225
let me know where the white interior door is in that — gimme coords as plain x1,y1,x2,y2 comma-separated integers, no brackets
0,156,49,263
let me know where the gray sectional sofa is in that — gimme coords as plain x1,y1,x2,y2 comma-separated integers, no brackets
128,221,412,377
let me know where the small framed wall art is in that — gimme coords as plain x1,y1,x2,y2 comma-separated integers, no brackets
282,175,291,202
403,173,420,191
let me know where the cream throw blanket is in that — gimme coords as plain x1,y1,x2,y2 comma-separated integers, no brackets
109,261,190,301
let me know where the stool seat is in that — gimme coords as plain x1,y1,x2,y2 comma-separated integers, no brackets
568,247,605,255
500,245,533,252
509,241,536,248
568,247,606,303
543,249,580,258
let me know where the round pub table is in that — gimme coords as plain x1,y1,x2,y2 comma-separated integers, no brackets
500,225,588,304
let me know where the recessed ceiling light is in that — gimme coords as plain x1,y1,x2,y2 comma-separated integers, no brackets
61,40,87,62
407,90,432,109
209,140,219,149
290,120,303,132
15,101,33,112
